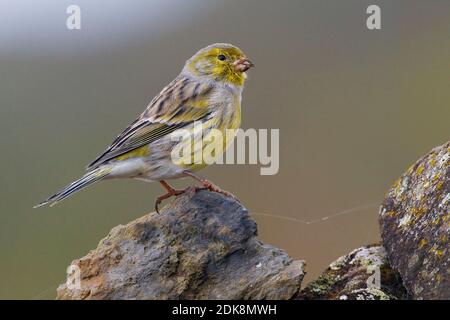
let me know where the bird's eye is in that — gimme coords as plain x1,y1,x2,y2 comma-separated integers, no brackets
217,54,226,61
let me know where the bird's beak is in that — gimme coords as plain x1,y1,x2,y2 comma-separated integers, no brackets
233,57,254,72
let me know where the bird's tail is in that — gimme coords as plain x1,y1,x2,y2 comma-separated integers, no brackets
33,166,112,208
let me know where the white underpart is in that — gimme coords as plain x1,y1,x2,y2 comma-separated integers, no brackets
108,158,147,178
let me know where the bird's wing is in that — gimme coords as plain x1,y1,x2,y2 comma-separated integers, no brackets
86,76,214,169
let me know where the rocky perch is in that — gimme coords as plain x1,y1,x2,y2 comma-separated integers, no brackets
57,189,306,299
57,141,449,300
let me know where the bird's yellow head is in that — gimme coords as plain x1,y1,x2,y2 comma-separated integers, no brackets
184,43,254,87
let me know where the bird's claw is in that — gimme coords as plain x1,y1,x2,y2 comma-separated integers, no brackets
196,181,240,203
154,188,186,214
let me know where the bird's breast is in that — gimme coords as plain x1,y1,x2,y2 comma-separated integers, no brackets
209,86,242,131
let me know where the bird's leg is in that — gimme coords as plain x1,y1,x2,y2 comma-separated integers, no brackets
154,180,186,214
183,171,238,200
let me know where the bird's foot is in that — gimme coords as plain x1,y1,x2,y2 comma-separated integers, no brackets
155,181,186,214
195,180,240,202
183,171,240,202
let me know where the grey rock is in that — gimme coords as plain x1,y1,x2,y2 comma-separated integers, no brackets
295,244,408,300
57,188,306,300
379,141,449,299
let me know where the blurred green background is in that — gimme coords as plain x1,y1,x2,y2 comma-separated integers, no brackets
0,0,449,299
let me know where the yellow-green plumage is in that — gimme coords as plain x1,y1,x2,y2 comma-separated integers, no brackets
187,46,247,86
35,43,252,208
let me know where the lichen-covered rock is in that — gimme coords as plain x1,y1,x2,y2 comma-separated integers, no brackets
295,244,408,300
380,141,449,299
56,189,306,300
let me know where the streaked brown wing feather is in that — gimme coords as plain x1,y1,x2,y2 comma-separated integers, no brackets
86,76,213,169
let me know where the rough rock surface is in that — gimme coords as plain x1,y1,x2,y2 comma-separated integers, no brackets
295,244,408,300
379,141,449,299
57,189,306,300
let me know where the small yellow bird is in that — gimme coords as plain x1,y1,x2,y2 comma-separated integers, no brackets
35,43,253,212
